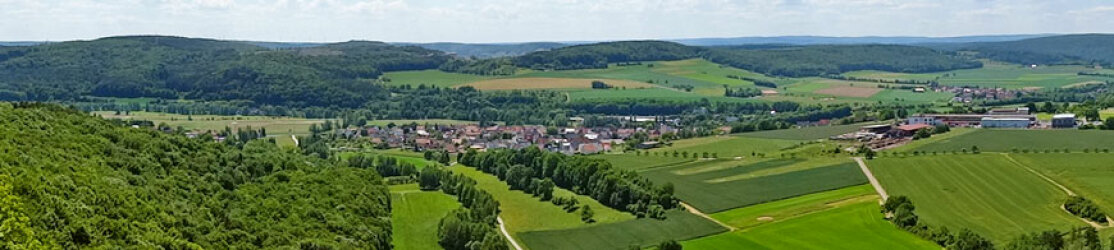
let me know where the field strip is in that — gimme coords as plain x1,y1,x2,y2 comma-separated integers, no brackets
497,216,524,250
1001,153,1075,196
681,202,737,231
853,157,888,201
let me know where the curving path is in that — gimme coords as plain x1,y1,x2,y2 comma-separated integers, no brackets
497,217,524,250
681,202,737,231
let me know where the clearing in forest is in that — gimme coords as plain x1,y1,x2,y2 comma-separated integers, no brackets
461,77,656,90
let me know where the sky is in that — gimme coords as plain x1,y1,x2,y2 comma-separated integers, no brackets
1,0,1113,43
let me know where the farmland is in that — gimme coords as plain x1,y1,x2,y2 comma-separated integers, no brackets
587,154,695,171
708,184,877,230
389,184,461,250
517,210,727,250
447,166,634,235
640,158,867,213
647,136,803,158
867,155,1085,242
813,86,883,98
1010,153,1114,216
843,61,1111,89
910,129,1114,153
735,123,873,140
463,77,657,90
683,201,939,250
93,111,324,147
380,69,495,88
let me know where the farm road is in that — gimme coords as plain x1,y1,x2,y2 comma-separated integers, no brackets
681,202,737,231
853,157,889,201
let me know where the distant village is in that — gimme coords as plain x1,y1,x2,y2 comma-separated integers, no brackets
328,120,703,155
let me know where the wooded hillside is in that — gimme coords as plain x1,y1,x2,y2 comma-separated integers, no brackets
0,103,393,248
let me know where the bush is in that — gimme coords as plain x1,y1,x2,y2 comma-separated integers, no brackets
1065,196,1108,223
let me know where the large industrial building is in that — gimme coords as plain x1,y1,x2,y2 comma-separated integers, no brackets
1052,114,1077,128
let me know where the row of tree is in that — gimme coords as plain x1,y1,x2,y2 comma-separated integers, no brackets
458,147,679,219
419,166,509,250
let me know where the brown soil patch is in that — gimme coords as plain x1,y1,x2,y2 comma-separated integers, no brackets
813,86,883,98
462,77,655,90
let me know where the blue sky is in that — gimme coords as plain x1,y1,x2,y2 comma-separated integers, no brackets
2,0,1113,43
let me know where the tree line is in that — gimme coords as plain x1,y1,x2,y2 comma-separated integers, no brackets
419,166,510,250
459,147,679,219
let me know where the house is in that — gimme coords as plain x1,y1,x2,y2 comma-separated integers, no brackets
1052,114,1077,128
577,143,603,154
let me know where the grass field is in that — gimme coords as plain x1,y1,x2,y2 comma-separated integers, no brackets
381,69,495,88
448,166,634,236
648,136,803,158
813,86,883,98
1010,153,1114,217
892,128,976,152
868,155,1085,242
640,158,867,213
390,184,460,250
93,111,324,147
911,129,1114,153
337,152,436,169
683,201,939,250
735,123,873,140
844,61,1110,89
463,77,657,90
708,184,877,230
588,154,695,171
517,210,727,250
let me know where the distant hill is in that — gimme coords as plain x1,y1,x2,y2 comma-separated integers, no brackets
950,34,1114,66
0,36,451,107
704,45,982,77
396,42,567,58
512,41,702,70
672,34,1052,46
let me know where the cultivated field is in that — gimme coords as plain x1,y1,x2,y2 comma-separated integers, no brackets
1010,153,1114,217
640,158,867,213
381,69,495,88
462,77,657,90
910,129,1114,153
93,111,324,147
844,61,1111,89
390,184,461,250
735,123,873,140
684,201,939,250
708,184,877,230
647,136,803,158
868,155,1085,242
813,86,883,98
588,154,695,171
448,166,634,236
517,210,726,250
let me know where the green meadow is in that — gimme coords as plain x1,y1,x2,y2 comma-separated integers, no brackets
683,201,939,250
1010,153,1114,216
93,111,324,147
708,184,877,230
640,158,867,213
734,123,872,141
380,69,495,88
648,136,803,158
844,61,1109,89
389,184,460,250
867,155,1085,243
588,154,695,171
910,129,1114,153
517,210,727,250
448,166,634,236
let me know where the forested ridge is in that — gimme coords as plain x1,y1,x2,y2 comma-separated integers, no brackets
704,45,982,77
955,34,1114,66
0,36,450,107
0,103,393,248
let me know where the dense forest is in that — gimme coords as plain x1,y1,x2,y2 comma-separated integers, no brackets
704,45,982,77
955,34,1114,66
0,103,393,248
0,36,450,107
511,41,703,70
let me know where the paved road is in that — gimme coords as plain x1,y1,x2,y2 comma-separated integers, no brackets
497,217,524,250
853,157,889,201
